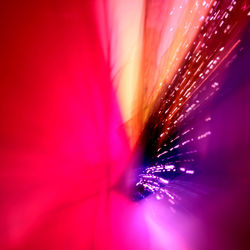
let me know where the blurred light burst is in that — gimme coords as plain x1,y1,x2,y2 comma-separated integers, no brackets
0,0,250,249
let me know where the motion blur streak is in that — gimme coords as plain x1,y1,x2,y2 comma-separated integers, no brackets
0,0,250,250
